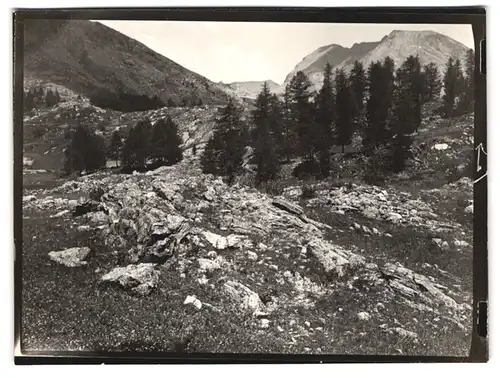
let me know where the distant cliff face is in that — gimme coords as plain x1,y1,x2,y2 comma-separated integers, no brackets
279,30,471,92
23,19,236,107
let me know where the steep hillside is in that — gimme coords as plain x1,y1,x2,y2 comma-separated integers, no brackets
23,19,235,107
280,30,470,92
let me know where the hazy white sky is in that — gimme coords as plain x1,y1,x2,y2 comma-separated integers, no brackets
98,21,474,84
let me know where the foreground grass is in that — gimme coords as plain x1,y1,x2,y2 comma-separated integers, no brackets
21,205,471,356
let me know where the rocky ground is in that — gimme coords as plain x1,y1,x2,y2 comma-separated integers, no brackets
22,150,473,355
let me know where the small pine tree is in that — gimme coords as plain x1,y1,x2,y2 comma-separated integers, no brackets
390,55,422,172
422,62,441,103
314,63,335,177
24,91,35,111
55,89,61,103
281,84,297,162
459,49,475,113
349,60,367,129
442,57,456,118
288,71,315,162
334,68,354,153
201,100,245,184
64,124,106,174
253,82,281,185
122,119,152,171
107,130,123,167
364,58,394,149
163,116,184,165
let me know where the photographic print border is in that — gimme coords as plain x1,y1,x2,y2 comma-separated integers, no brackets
13,6,487,364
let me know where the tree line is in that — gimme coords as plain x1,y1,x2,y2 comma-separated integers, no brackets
24,87,61,111
62,115,183,176
201,49,474,185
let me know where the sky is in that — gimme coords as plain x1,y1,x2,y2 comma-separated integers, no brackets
98,21,474,84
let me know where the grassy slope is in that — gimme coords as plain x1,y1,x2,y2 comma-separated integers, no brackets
21,101,473,356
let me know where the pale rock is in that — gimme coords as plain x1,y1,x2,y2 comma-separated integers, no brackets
48,247,91,267
247,251,259,261
307,238,365,277
362,225,372,234
432,143,449,150
101,263,159,296
207,251,218,259
259,319,270,329
202,230,227,250
223,280,264,313
197,258,221,273
453,240,470,247
465,204,473,214
387,212,403,223
353,222,361,231
183,295,203,310
384,233,393,238
51,209,70,218
357,312,371,321
372,227,381,235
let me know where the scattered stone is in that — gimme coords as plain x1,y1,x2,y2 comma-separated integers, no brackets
51,209,70,218
432,143,449,150
453,240,470,248
197,258,221,273
362,225,372,235
353,222,361,231
48,246,91,267
247,251,258,261
223,280,264,313
259,319,270,329
372,227,381,235
100,263,159,296
202,230,227,250
465,204,473,214
386,212,403,223
183,295,203,310
389,327,418,341
307,238,365,277
357,312,371,321
304,321,311,328
384,233,393,238
257,242,268,250
23,195,37,202
207,251,217,259
272,197,304,216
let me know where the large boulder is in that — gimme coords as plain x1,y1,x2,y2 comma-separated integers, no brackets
48,247,91,267
100,263,159,296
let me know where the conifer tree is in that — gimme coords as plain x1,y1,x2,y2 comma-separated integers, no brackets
314,63,335,177
163,116,183,165
422,62,441,103
122,119,152,171
107,130,123,167
288,71,315,162
24,91,35,111
334,68,354,153
252,82,280,185
201,100,245,184
442,57,457,118
63,123,106,174
364,58,394,149
281,84,297,162
459,49,475,113
349,60,367,128
390,55,423,172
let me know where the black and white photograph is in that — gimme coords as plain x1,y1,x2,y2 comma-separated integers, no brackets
17,14,482,358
